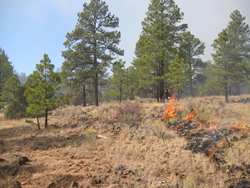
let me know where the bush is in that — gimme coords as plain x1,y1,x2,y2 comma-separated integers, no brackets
114,102,142,126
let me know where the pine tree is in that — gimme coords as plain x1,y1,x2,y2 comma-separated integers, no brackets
4,85,28,120
0,75,21,103
211,10,250,102
61,48,92,107
62,0,124,106
165,55,188,100
108,60,127,102
0,75,28,119
179,31,205,97
133,0,187,102
24,54,68,129
0,48,14,107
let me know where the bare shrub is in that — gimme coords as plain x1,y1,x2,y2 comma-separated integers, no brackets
114,102,142,126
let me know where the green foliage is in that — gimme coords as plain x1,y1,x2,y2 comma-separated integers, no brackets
210,10,250,101
165,55,188,100
24,54,68,129
133,0,187,102
108,60,127,102
4,85,28,120
179,31,205,97
0,48,14,106
0,75,21,103
62,0,124,106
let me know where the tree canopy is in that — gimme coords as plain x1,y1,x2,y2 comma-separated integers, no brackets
24,54,68,129
0,48,13,107
211,10,250,102
133,0,187,102
62,0,124,106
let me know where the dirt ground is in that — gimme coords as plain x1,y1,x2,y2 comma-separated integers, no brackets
0,95,250,188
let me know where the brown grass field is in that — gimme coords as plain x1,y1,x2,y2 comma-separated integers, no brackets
0,95,250,188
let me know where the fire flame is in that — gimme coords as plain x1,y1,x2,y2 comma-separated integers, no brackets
230,122,248,134
207,145,218,163
193,122,205,134
204,120,217,133
184,109,197,122
162,95,178,121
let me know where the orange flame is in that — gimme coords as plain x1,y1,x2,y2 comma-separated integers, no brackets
207,145,218,162
162,95,178,121
184,110,197,121
204,120,217,133
230,122,248,134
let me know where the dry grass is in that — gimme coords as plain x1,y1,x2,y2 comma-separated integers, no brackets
0,95,250,187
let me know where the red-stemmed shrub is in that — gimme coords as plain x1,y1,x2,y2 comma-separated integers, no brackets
114,102,142,126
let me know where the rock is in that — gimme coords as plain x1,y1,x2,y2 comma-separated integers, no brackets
217,137,230,148
96,135,108,139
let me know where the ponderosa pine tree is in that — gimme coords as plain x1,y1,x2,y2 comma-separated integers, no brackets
61,47,93,107
165,55,188,100
179,31,205,97
133,0,187,102
227,10,250,94
0,48,13,107
24,54,68,129
211,10,250,102
108,60,127,102
62,0,124,106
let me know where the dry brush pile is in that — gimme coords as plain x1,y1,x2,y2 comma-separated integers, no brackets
0,96,249,188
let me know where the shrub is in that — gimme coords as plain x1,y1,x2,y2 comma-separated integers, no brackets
114,102,142,126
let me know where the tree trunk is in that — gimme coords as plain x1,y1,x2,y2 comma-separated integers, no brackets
178,88,180,101
225,82,229,102
190,77,193,97
94,72,98,106
119,87,122,103
37,116,40,130
45,109,48,128
156,81,160,103
83,85,86,107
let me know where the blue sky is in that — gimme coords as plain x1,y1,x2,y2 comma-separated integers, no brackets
1,0,250,76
